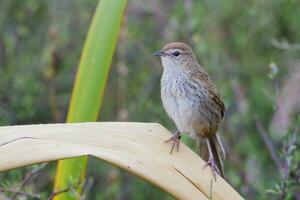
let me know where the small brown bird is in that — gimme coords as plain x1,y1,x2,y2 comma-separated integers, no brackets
154,42,225,178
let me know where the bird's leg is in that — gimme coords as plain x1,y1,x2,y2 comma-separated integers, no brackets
216,133,226,159
203,138,220,180
164,131,181,154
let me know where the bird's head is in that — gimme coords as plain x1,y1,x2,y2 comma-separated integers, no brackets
154,42,197,70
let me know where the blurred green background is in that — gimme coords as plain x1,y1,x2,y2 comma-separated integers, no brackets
0,0,299,199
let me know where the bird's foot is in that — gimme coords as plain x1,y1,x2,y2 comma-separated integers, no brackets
164,131,181,154
203,156,220,181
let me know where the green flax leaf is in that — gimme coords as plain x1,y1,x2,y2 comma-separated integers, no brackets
53,0,128,199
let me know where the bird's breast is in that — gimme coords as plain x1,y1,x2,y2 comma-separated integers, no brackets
160,68,222,137
161,70,204,134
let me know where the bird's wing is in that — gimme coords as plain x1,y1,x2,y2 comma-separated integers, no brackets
208,89,225,119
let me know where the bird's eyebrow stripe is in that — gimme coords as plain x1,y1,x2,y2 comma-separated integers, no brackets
162,46,187,52
171,49,183,52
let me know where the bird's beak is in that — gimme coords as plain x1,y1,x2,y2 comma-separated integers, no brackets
153,50,166,57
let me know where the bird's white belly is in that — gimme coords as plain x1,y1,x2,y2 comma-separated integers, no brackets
162,94,198,137
161,65,205,138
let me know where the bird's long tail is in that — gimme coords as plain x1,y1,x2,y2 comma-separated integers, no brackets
199,134,225,178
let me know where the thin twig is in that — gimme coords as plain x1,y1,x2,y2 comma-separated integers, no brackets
255,117,282,169
282,123,299,179
47,188,70,200
0,187,41,199
11,163,48,200
278,123,299,200
47,179,84,200
21,164,48,186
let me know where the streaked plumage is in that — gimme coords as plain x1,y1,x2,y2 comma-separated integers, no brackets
155,42,225,177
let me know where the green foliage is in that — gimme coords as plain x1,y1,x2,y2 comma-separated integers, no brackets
53,0,128,199
0,0,299,199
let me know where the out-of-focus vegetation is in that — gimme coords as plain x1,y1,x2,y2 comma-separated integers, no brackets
0,0,299,199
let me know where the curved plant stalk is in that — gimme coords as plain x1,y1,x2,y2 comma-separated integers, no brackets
53,0,128,199
0,122,244,200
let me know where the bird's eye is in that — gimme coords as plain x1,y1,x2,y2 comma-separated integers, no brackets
172,51,180,57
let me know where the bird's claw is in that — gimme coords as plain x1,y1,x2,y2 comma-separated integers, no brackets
203,157,220,180
165,132,181,154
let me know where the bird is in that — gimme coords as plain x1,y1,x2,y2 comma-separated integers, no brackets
154,42,225,178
